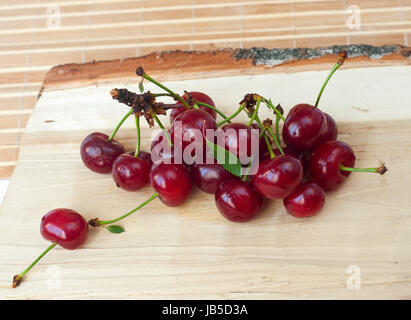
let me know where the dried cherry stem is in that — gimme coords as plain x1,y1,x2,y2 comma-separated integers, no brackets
134,115,141,158
217,105,243,126
247,97,261,126
90,193,159,227
152,113,173,147
315,50,347,108
196,101,229,121
108,109,133,142
136,67,191,109
339,164,387,175
13,242,57,288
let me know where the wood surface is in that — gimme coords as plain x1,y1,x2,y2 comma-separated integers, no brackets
0,58,410,298
1,0,411,178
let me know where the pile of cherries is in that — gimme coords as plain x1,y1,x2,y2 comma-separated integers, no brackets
12,51,386,288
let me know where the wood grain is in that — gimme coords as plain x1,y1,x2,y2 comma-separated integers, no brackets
1,0,411,178
0,64,410,299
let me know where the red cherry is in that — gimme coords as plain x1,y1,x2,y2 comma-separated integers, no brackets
215,179,263,222
137,150,153,167
283,182,325,218
40,209,88,250
309,140,356,190
80,132,124,173
112,153,151,191
151,130,175,161
191,163,233,194
150,162,193,207
312,112,339,146
252,155,303,199
261,147,308,173
170,109,217,164
170,91,217,123
282,104,327,151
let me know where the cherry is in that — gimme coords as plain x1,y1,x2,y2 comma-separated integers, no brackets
170,91,217,123
112,153,151,191
151,130,175,161
309,140,356,190
170,109,217,164
252,154,303,199
13,208,88,288
215,178,263,222
312,112,339,146
41,208,89,250
261,146,308,173
283,182,325,218
282,104,327,152
137,150,153,167
150,162,193,207
80,132,125,173
191,162,233,194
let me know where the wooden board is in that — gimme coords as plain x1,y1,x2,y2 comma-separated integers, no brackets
1,0,411,178
0,51,411,299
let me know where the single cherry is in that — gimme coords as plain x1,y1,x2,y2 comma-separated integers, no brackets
283,182,325,218
80,132,125,173
215,178,263,222
112,152,151,191
282,104,327,152
150,162,193,207
170,91,217,123
13,208,89,288
252,155,303,199
309,140,356,190
191,162,234,194
170,109,217,164
41,208,89,250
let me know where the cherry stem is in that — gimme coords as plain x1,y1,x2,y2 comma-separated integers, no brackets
134,115,141,158
108,109,133,142
196,101,229,121
151,93,173,98
242,158,254,181
138,70,191,109
254,116,274,159
152,113,173,147
247,97,261,126
13,242,57,288
314,63,340,108
262,99,285,121
274,113,284,155
339,164,387,175
217,105,243,126
97,193,159,226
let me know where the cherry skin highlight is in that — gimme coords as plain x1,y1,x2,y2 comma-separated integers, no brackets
40,209,88,250
282,104,327,152
215,179,263,222
191,162,234,194
309,140,356,190
283,182,325,218
252,154,303,199
80,132,124,173
150,162,193,207
170,109,217,164
112,153,151,191
170,91,217,123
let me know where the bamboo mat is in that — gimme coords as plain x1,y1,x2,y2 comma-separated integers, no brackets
0,0,410,179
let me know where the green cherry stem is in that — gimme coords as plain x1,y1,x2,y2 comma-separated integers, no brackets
13,242,57,288
136,68,191,109
247,97,261,126
274,113,284,155
196,101,229,120
339,164,387,175
254,116,274,159
108,109,133,142
315,50,347,107
93,193,159,226
262,98,285,121
152,113,173,147
217,105,243,126
134,115,141,158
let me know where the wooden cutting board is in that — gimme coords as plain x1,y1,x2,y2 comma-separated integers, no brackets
1,47,411,299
